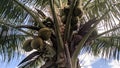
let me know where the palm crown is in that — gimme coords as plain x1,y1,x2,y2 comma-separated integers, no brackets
0,0,120,68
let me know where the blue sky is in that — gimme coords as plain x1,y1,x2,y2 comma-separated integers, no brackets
0,54,25,68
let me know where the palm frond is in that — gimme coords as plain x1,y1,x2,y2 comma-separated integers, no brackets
0,0,48,26
74,0,120,60
22,0,67,8
21,0,49,8
91,36,120,60
18,51,43,68
0,19,33,62
0,0,28,23
18,43,56,68
83,0,120,27
87,23,120,60
0,0,49,63
0,0,119,67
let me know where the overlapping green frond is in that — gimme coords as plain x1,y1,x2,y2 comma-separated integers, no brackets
19,0,49,8
18,51,43,68
0,34,25,61
0,19,30,62
0,0,49,63
0,0,49,25
83,0,120,26
79,0,120,60
89,23,120,60
20,57,43,68
17,0,66,8
91,36,120,60
0,0,68,25
0,0,119,67
0,0,28,23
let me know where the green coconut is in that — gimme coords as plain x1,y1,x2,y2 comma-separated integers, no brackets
22,39,33,52
38,28,52,40
73,7,83,17
71,17,79,25
31,37,44,50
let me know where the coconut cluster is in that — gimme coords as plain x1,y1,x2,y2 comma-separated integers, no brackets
22,27,52,52
60,2,83,31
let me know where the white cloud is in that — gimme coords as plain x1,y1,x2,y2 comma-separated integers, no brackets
81,66,92,68
78,52,100,68
108,60,120,68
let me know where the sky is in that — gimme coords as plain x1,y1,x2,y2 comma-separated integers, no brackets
0,52,120,68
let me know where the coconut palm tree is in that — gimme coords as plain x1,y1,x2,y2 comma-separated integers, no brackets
0,0,120,68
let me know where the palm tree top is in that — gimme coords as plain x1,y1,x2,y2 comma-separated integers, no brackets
0,0,120,68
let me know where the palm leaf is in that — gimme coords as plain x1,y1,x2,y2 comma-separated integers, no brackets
84,24,120,60
91,36,120,60
0,19,33,62
0,0,28,23
18,51,43,68
0,0,119,67
77,0,120,41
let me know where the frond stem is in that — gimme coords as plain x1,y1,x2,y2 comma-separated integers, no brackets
72,10,110,66
15,25,40,31
83,0,92,9
58,0,62,8
49,0,64,52
0,19,34,36
64,0,78,41
92,26,120,40
13,0,45,28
